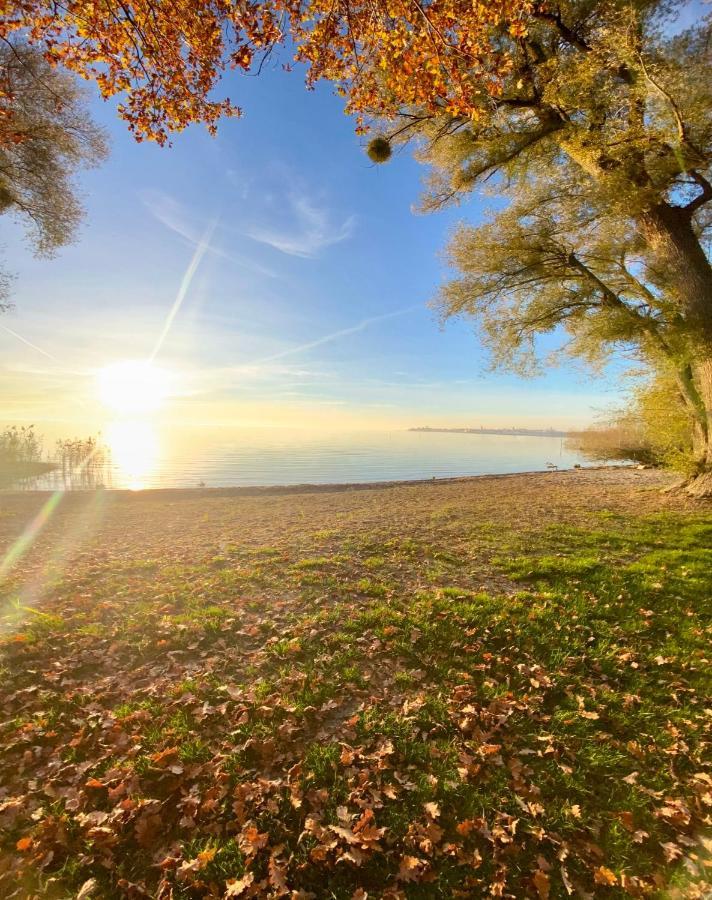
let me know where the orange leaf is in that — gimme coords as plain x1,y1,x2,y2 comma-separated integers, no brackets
16,836,33,851
398,854,426,883
593,866,618,886
150,746,179,767
533,869,550,899
615,811,634,832
197,846,216,866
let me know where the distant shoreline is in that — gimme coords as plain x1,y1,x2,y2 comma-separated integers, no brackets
409,426,570,437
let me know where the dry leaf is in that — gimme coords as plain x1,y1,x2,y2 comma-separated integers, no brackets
269,853,290,895
398,855,426,883
532,869,550,899
76,879,98,900
224,872,255,896
593,866,618,886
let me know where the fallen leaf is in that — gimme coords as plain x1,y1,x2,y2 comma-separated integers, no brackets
532,869,550,899
225,871,255,896
197,846,217,867
76,879,98,899
615,811,634,832
398,855,426,883
660,841,682,862
268,853,290,895
560,866,574,895
593,866,618,886
150,746,180,767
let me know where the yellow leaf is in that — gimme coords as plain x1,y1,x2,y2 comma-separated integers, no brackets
197,846,216,866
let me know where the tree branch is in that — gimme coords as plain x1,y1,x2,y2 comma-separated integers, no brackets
684,171,712,214
533,10,591,53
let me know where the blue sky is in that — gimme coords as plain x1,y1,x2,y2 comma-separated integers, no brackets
0,57,629,434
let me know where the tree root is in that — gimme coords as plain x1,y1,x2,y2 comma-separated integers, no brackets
683,470,712,499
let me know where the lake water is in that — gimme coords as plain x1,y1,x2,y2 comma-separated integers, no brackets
3,425,587,491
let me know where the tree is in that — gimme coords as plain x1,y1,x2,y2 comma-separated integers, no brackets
0,0,530,143
386,3,712,496
437,168,712,482
0,41,108,281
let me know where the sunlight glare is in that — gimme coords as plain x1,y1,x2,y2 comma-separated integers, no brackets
105,420,159,491
97,360,172,414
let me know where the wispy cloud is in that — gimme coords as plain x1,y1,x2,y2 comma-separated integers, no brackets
141,190,277,278
245,192,356,258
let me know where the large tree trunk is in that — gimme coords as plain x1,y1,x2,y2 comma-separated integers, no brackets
687,358,712,498
638,202,712,498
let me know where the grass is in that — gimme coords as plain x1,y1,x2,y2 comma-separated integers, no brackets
0,473,709,897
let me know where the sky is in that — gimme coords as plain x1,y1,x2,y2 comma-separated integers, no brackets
0,55,632,437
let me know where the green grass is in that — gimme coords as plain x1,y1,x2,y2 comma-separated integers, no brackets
0,505,710,898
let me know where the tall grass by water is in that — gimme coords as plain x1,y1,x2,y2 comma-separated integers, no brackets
0,426,109,489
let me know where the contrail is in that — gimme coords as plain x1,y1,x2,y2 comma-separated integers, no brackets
0,323,57,361
253,304,422,365
150,218,218,362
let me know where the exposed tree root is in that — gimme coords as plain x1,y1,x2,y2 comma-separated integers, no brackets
683,470,712,499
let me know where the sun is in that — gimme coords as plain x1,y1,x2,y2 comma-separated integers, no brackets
96,360,172,414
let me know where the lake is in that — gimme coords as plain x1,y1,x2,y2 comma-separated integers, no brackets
2,425,587,491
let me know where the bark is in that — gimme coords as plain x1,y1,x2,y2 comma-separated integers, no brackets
693,357,712,467
638,203,712,345
637,202,712,496
676,357,712,497
685,468,712,499
672,364,707,452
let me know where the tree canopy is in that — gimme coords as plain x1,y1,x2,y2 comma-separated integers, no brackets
0,41,108,270
398,2,712,492
0,0,531,143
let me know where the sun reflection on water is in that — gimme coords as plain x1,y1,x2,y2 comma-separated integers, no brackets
105,420,159,491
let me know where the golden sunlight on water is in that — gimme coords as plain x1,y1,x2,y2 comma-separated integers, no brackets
94,359,172,490
105,420,160,491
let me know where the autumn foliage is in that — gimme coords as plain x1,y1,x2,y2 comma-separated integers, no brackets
0,0,533,143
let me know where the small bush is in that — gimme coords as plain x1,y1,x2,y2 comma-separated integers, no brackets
568,370,695,473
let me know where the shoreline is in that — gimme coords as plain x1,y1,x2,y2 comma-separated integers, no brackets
0,463,647,501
